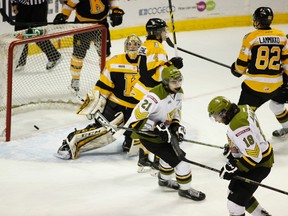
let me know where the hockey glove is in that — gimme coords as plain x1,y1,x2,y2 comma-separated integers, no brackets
155,122,171,143
170,122,186,142
110,8,125,27
223,143,231,157
230,62,242,78
219,159,239,180
53,13,67,24
166,57,183,69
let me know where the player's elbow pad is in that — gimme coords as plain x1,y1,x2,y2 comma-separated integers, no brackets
230,62,242,78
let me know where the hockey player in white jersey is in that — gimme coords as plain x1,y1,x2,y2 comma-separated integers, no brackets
208,96,274,216
127,66,206,201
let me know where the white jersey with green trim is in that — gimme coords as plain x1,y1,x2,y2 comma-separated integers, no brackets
129,84,183,131
227,105,269,163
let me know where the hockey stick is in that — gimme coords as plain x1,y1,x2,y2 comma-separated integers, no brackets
167,0,178,56
183,156,288,196
166,37,231,69
183,139,224,149
96,115,224,150
169,135,288,196
95,111,157,137
97,114,288,195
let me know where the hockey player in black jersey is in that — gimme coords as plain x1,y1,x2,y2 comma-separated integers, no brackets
53,0,125,92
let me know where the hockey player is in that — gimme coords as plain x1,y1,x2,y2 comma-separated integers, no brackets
56,34,142,159
127,66,206,201
208,96,274,216
11,0,62,70
131,18,184,171
132,18,183,100
53,0,125,92
231,7,288,110
269,73,288,137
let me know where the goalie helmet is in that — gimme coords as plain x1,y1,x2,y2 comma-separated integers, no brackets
208,96,235,125
146,18,168,39
162,66,183,93
253,7,273,29
124,34,142,60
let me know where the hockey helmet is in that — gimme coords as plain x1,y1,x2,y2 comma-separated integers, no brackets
146,18,168,36
208,96,232,124
162,66,183,92
253,7,273,29
124,34,142,60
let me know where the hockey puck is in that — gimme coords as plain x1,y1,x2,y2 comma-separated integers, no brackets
34,125,39,130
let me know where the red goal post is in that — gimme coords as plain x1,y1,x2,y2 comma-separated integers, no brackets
0,24,107,141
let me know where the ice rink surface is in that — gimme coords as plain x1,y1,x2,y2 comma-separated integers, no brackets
0,25,288,216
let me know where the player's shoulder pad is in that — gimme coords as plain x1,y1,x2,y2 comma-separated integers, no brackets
243,32,251,39
150,84,169,100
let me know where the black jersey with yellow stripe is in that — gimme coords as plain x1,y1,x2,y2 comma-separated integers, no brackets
63,0,119,22
95,54,140,108
235,28,288,93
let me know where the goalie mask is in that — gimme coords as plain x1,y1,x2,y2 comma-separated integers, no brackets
124,34,142,60
253,7,273,29
162,66,183,93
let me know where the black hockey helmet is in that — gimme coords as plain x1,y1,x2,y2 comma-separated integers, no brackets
146,18,168,36
253,7,273,28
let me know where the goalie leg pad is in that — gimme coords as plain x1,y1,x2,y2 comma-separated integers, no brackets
56,111,124,159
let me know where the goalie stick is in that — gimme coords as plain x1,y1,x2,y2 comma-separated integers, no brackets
95,116,224,150
166,37,230,69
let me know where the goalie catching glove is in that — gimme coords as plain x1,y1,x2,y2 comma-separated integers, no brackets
77,89,107,120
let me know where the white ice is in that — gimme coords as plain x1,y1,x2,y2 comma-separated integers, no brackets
1,25,288,216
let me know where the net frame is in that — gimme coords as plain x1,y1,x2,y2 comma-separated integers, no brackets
1,24,107,141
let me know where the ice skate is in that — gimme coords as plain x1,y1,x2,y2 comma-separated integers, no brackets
272,127,288,137
158,173,179,190
46,55,62,70
261,209,272,216
70,78,80,92
137,155,152,173
178,188,206,201
55,140,72,160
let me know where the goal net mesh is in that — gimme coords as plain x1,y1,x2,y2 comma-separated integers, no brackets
0,24,106,141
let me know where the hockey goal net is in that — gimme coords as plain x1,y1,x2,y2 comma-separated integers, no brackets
0,24,107,141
